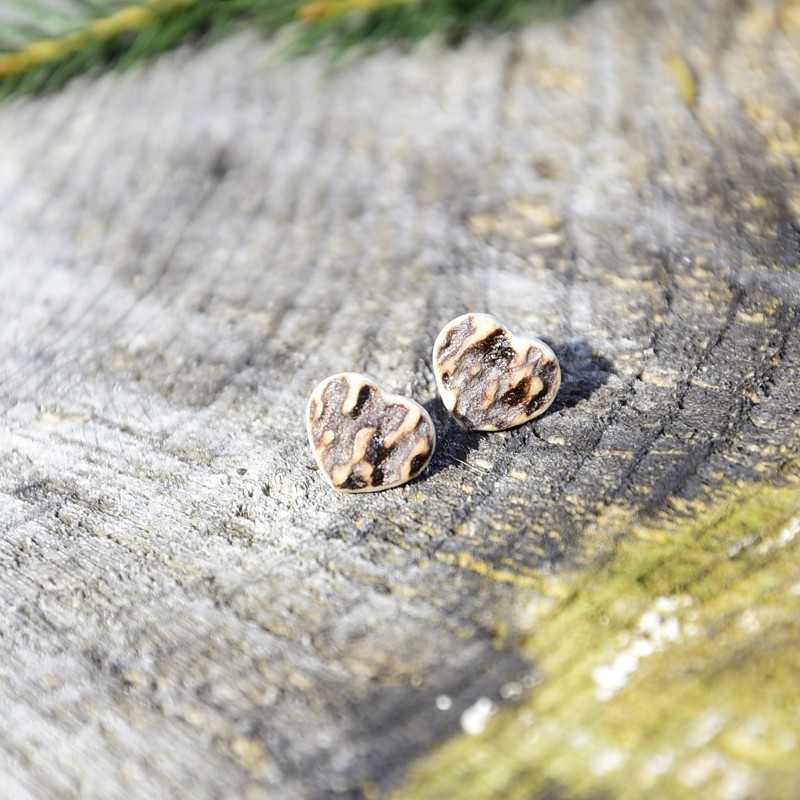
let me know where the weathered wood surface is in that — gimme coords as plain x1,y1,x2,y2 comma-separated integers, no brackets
1,1,799,798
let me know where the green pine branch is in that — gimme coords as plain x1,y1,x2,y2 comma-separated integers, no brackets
0,0,585,99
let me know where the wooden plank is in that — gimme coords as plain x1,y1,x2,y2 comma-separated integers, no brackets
1,1,799,797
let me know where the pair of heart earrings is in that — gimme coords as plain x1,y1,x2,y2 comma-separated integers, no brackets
306,312,561,493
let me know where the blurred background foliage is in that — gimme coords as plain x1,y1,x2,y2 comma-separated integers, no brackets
0,0,585,98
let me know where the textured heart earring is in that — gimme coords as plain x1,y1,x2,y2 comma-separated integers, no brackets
432,312,561,431
306,372,436,493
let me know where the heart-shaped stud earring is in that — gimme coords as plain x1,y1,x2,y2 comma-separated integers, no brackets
432,312,561,431
306,373,436,492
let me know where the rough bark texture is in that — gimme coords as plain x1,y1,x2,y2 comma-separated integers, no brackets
1,1,799,798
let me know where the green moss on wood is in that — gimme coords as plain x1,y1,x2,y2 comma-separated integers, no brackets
395,481,800,799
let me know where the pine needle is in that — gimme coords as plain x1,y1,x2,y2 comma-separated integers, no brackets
0,0,586,99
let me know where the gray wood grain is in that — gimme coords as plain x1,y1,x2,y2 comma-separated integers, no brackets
1,0,799,797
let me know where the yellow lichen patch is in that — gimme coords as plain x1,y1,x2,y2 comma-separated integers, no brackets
434,551,575,604
779,0,800,32
737,2,779,41
741,96,800,165
688,377,725,390
736,309,767,324
434,551,546,591
226,735,280,779
395,482,800,799
506,199,562,230
468,214,528,239
526,60,584,91
666,53,698,109
468,198,562,241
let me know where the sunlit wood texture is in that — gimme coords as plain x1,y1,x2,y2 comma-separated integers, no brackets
1,1,799,797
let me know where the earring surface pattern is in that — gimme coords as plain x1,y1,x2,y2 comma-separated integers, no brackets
432,312,560,431
306,372,436,493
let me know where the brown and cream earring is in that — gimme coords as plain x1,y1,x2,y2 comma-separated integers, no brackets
305,313,559,492
432,312,561,431
306,373,436,493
